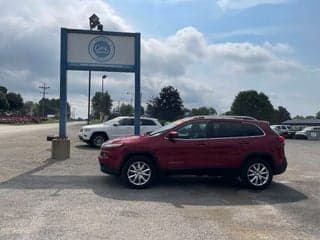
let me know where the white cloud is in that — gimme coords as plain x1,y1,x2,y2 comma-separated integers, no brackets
216,0,291,11
141,26,319,115
0,0,319,118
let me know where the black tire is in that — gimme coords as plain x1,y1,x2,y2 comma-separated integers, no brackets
241,159,273,190
121,156,156,189
90,133,107,147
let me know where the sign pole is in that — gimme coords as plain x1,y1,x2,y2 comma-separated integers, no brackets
134,33,141,135
59,28,68,138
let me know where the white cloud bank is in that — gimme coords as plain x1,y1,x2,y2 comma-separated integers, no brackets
216,0,291,11
0,0,319,118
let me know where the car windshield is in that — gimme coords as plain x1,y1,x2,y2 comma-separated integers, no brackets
149,120,183,136
103,117,120,125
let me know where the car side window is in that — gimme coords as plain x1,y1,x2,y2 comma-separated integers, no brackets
211,122,263,138
119,118,134,126
241,123,264,136
176,122,210,139
141,119,156,126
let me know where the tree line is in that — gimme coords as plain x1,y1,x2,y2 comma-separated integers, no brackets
145,86,319,124
89,86,320,124
0,85,70,118
1,84,319,123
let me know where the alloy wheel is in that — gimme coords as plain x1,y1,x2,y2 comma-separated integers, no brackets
127,161,151,186
93,136,105,147
247,162,270,187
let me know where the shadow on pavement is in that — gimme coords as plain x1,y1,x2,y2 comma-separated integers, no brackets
0,159,308,207
74,144,100,150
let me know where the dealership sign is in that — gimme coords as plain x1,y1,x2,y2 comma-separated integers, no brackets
59,28,141,138
66,31,136,70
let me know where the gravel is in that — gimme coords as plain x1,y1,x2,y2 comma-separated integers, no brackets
0,123,319,240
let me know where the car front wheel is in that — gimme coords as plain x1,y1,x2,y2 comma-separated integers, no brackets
122,156,156,189
90,133,107,147
241,159,273,190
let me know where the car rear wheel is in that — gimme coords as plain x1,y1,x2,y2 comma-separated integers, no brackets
241,159,273,190
90,133,107,147
121,156,156,189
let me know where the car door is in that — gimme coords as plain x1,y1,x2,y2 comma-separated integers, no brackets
206,121,245,168
206,121,265,168
157,121,211,169
113,118,134,138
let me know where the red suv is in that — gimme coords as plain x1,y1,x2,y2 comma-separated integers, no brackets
98,116,287,189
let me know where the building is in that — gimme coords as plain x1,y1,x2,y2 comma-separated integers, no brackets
282,119,320,126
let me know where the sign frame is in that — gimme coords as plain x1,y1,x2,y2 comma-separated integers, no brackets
59,28,141,138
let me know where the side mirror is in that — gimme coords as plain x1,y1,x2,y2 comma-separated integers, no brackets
166,131,178,140
113,123,119,127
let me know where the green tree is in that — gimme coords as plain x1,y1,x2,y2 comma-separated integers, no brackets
316,111,320,119
273,106,291,124
91,91,113,119
0,91,9,112
119,104,134,116
0,86,8,94
146,86,184,121
191,106,217,116
293,115,304,120
305,115,315,120
22,101,35,116
230,90,274,121
7,92,23,112
36,98,70,118
140,105,145,116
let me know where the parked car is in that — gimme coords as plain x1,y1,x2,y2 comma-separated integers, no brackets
270,125,295,138
295,126,320,139
79,116,162,147
98,116,287,190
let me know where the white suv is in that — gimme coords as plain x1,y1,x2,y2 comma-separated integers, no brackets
79,116,162,147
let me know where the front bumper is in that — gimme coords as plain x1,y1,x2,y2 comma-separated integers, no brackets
79,135,90,143
99,160,120,175
274,157,287,175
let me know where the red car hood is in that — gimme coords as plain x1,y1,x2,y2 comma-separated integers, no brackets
111,135,149,144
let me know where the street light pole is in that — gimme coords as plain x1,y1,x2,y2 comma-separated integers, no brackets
102,75,107,93
87,70,91,125
87,14,103,125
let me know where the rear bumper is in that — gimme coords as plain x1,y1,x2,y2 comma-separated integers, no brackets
274,157,287,175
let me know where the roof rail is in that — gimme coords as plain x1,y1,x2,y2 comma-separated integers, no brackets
191,115,257,120
221,115,257,120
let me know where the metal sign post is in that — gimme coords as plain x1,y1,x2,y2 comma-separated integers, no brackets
58,28,141,156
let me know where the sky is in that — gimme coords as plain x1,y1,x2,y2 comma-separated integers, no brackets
0,0,319,118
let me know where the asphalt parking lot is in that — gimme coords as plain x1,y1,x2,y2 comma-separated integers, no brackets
0,122,319,240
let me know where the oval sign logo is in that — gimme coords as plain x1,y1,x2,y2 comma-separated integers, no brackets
88,36,115,62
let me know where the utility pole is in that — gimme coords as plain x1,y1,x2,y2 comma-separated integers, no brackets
39,82,50,118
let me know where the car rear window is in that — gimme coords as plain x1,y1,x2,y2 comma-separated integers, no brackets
212,122,264,138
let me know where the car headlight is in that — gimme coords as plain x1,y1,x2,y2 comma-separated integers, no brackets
83,128,91,132
102,142,123,148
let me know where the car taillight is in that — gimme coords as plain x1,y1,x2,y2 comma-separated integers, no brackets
279,136,285,145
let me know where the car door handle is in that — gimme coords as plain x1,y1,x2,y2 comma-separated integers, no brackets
240,141,250,145
197,143,207,146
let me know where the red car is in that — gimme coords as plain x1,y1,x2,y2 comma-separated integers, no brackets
98,116,287,189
